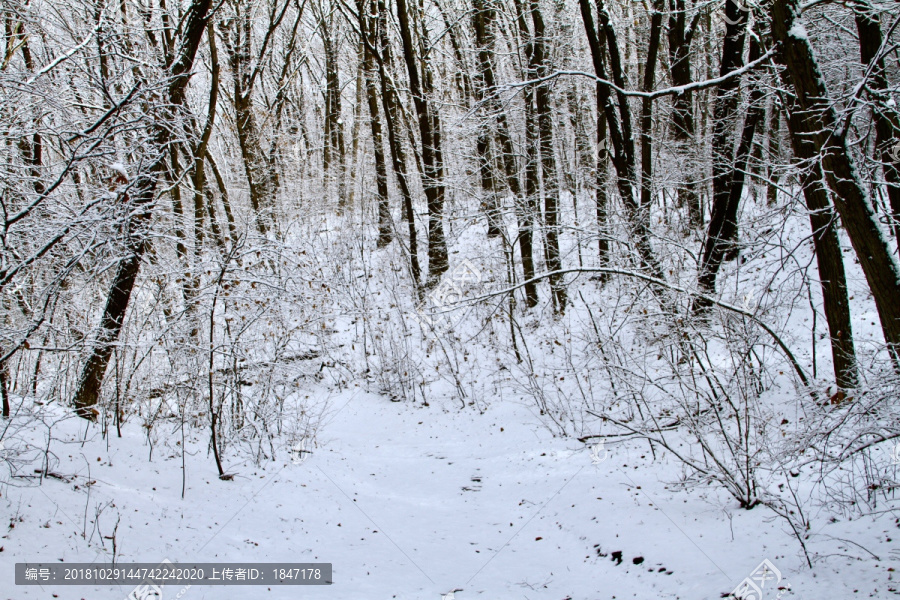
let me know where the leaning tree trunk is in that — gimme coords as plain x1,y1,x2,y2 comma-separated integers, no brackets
853,4,900,251
697,37,764,311
72,0,215,420
772,0,900,367
778,85,858,390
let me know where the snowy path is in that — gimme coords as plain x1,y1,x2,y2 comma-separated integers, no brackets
2,387,897,599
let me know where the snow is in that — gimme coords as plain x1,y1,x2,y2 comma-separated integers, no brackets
2,177,899,600
4,189,900,599
788,23,808,40
108,163,129,181
2,384,898,599
3,185,900,599
5,2,900,598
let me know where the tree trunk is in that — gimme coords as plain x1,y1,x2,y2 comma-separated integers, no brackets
347,42,365,211
579,0,665,283
322,15,347,210
779,88,858,390
474,0,537,306
854,4,900,251
529,0,566,312
192,23,220,252
372,0,421,287
434,0,473,107
207,152,238,245
219,3,280,236
1,361,10,418
765,97,782,206
596,86,610,263
772,0,900,366
472,0,502,238
698,38,763,306
697,0,748,299
360,2,393,248
72,0,214,420
639,0,663,214
395,0,448,282
666,0,701,226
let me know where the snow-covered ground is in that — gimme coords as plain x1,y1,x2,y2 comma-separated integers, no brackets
2,382,898,599
3,188,900,600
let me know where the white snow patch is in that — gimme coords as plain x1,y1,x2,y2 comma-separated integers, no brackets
788,23,808,40
108,162,129,180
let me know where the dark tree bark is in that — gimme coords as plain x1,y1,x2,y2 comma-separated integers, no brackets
698,38,766,308
371,0,421,287
72,0,215,420
529,0,566,312
579,0,665,284
1,364,9,418
853,4,900,250
321,12,347,211
515,0,542,304
359,0,393,248
474,0,537,306
765,97,782,206
595,86,610,263
772,0,900,366
578,3,611,263
778,87,858,390
639,0,664,213
472,0,502,238
395,0,448,282
697,0,749,300
666,0,701,225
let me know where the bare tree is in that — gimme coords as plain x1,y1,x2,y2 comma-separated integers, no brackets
771,0,900,367
72,0,216,419
395,0,448,282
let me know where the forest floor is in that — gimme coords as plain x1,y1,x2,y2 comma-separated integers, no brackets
2,379,898,599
